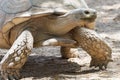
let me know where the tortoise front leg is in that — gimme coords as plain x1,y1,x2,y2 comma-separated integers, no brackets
72,27,112,70
0,30,33,80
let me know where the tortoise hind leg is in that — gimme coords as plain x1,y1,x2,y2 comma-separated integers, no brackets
60,47,80,59
60,47,86,67
0,30,33,80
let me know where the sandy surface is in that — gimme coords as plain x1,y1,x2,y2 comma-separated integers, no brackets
0,0,120,80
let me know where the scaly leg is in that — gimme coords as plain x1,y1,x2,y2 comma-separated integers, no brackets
72,27,112,70
0,30,33,80
43,38,83,66
60,47,80,59
60,47,86,66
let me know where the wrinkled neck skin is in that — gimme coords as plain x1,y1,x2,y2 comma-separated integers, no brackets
47,15,77,35
46,14,95,35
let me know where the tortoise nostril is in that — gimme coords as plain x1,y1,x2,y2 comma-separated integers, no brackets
84,10,90,15
93,11,97,15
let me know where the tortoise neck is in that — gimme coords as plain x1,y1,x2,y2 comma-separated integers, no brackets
47,16,77,35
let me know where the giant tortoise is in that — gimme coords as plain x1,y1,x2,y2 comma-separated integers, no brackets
0,0,112,79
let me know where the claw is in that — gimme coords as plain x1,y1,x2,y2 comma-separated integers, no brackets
13,72,20,79
90,64,93,67
95,64,98,68
98,64,103,70
109,59,113,62
89,57,111,70
15,70,20,78
13,75,19,80
8,75,14,80
104,64,107,69
0,77,3,80
90,58,96,68
0,69,20,80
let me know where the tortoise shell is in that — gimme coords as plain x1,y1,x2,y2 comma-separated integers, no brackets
0,0,85,33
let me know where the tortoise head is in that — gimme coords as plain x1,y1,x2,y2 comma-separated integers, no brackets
60,8,97,29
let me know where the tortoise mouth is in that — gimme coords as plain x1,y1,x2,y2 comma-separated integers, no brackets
79,15,96,29
79,20,95,29
81,15,97,22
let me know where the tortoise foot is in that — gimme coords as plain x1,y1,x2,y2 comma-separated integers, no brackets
0,68,20,80
90,56,113,70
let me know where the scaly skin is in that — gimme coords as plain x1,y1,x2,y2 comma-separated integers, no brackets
0,27,112,79
0,30,33,80
61,47,80,59
71,27,112,70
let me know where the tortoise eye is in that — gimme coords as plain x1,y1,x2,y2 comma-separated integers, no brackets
84,10,90,15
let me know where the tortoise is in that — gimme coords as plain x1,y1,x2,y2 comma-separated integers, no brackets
0,0,112,79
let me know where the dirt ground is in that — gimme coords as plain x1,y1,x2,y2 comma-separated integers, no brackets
0,0,120,80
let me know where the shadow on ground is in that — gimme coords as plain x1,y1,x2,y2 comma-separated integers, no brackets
20,55,100,79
